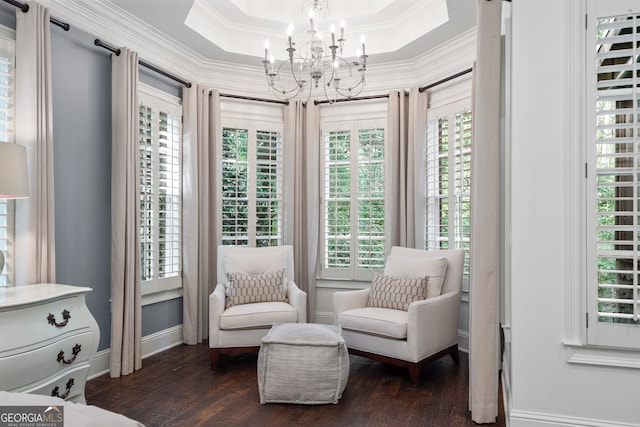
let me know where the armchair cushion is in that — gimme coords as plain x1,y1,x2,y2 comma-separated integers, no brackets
220,301,298,330
338,307,408,339
367,272,429,311
225,269,287,308
384,256,448,298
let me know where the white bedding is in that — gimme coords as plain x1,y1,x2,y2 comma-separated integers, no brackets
0,391,144,427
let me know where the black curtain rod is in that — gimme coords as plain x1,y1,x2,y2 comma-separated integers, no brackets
94,39,192,88
313,67,473,105
419,67,473,93
314,93,389,106
217,92,289,106
5,0,70,30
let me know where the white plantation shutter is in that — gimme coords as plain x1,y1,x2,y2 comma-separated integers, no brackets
221,119,283,247
357,127,385,270
138,88,182,295
255,130,283,246
322,118,386,280
587,2,640,348
221,127,249,246
0,33,14,287
324,129,351,271
426,100,472,281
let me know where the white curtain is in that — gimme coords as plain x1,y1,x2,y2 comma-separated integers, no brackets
14,1,56,285
286,100,320,320
183,86,219,344
469,0,502,422
386,89,427,249
110,47,142,378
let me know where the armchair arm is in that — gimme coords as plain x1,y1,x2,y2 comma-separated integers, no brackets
407,291,462,361
208,283,226,347
333,289,371,324
287,281,307,323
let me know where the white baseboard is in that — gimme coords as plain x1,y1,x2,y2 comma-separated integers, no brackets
313,311,334,325
458,329,469,353
509,410,640,427
88,324,184,380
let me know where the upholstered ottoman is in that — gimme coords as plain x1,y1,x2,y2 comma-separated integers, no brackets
257,323,349,404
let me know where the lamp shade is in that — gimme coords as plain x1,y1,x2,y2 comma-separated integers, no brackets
0,142,29,199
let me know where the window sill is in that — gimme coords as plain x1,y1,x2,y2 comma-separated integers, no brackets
141,287,183,306
564,342,640,369
316,279,371,290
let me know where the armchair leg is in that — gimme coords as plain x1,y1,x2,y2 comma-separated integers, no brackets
210,349,220,370
408,364,420,386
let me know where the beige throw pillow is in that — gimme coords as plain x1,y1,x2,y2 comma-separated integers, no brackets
366,272,429,311
225,269,287,308
384,256,448,298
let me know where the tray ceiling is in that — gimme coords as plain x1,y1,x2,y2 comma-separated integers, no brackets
106,0,476,66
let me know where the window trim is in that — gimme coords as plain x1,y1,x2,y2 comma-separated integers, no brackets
320,116,387,282
562,0,640,365
0,25,15,287
138,83,183,305
219,118,284,247
218,99,286,248
425,98,472,291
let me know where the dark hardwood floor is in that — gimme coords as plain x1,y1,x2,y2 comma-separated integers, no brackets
86,342,506,427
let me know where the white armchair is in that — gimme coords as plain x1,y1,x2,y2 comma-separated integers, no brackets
209,245,307,368
333,247,464,385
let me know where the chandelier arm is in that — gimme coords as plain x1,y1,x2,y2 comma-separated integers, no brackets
287,58,307,89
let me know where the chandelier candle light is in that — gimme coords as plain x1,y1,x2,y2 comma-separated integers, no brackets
263,0,368,103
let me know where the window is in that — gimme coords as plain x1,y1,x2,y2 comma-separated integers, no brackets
221,119,283,247
321,118,386,281
0,30,15,287
586,6,640,348
138,85,182,297
425,100,472,281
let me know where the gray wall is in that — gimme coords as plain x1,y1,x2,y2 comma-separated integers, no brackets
1,2,184,351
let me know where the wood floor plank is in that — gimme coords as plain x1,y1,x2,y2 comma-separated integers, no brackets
86,342,506,427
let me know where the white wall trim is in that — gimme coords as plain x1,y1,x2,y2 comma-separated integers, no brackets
501,364,512,427
87,325,184,380
564,343,640,369
509,410,640,427
315,311,335,325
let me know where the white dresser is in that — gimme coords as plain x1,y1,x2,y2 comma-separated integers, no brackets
0,283,100,403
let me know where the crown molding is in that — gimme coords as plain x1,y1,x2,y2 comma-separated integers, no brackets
186,0,448,59
38,0,476,98
40,0,204,81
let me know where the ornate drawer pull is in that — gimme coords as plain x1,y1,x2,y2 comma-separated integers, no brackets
57,344,82,365
51,378,74,400
47,309,71,327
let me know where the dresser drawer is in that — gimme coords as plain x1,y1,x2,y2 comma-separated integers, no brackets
0,332,95,391
19,364,90,402
0,295,90,352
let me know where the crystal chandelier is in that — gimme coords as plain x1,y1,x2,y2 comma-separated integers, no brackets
262,0,368,103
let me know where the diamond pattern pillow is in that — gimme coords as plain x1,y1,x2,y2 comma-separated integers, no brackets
384,256,448,298
225,269,287,308
366,272,429,311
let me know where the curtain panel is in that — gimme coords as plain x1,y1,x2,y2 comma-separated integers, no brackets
469,0,503,422
183,86,219,345
110,48,142,378
386,89,427,250
14,1,56,284
285,100,320,321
